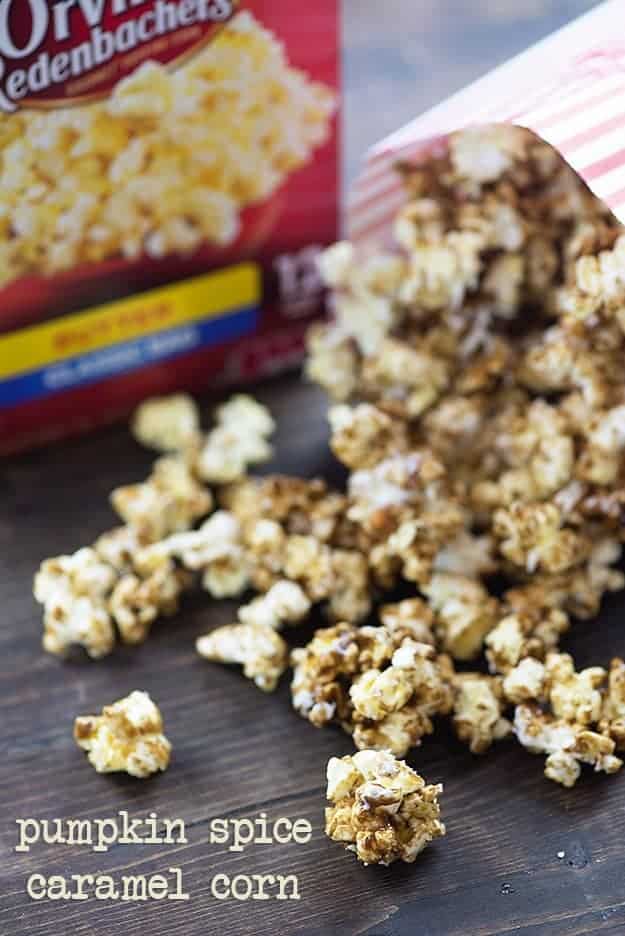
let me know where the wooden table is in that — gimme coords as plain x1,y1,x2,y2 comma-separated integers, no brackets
2,374,625,936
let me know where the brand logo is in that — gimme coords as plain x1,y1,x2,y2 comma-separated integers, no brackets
0,0,236,111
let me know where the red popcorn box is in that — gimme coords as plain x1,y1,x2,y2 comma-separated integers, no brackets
0,0,340,454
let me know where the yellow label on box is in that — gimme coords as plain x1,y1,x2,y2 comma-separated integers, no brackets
0,263,260,381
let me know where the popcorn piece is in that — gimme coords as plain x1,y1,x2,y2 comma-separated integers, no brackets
502,658,547,704
328,403,407,470
494,502,589,575
433,531,497,578
34,548,117,605
347,451,443,527
283,535,371,623
449,124,522,185
473,400,575,508
34,547,118,659
360,337,450,418
215,394,275,438
514,703,622,787
74,691,171,778
41,593,116,660
452,673,511,754
518,326,613,411
196,394,274,483
243,518,288,592
599,658,625,749
305,324,360,404
131,394,200,452
196,623,288,692
109,561,189,645
545,652,606,726
557,235,625,324
350,666,414,721
225,474,352,546
379,597,436,647
348,452,464,586
136,511,248,599
111,455,212,540
94,526,145,573
291,622,363,727
318,243,406,355
423,573,498,661
238,580,311,630
351,641,453,755
578,405,625,485
485,608,569,674
325,750,445,865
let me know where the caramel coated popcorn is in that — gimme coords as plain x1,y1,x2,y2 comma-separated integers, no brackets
452,673,511,753
131,394,200,453
514,703,622,788
111,455,212,541
196,395,275,484
136,510,249,599
595,659,625,752
325,750,445,865
109,561,189,645
238,581,311,631
291,619,453,755
34,548,118,659
74,691,171,778
196,622,288,692
302,123,625,794
423,573,498,661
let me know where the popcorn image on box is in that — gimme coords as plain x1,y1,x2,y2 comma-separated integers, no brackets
0,1,339,453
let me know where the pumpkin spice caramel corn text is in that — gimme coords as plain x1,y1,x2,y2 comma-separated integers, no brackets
15,811,311,902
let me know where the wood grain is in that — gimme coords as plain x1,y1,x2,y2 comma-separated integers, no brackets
1,375,625,936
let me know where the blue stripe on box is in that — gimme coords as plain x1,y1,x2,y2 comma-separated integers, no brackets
0,305,258,409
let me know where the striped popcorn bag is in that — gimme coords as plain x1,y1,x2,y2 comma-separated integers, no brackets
349,0,625,247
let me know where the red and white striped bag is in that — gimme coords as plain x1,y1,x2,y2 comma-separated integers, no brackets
349,0,625,247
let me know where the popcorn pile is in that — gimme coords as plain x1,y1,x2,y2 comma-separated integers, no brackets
301,124,625,803
36,124,625,867
33,393,274,659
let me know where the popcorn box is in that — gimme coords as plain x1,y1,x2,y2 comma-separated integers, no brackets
349,0,625,247
0,1,339,454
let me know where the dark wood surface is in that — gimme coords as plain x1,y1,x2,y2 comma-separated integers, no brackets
2,374,625,936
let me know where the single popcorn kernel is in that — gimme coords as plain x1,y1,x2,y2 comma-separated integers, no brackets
111,455,212,540
423,573,499,661
196,623,288,692
324,750,445,865
328,403,407,470
452,673,511,754
196,394,275,484
136,510,249,599
514,703,622,788
545,653,606,726
34,547,118,659
109,561,189,645
238,580,311,630
599,658,625,750
74,691,171,778
131,394,201,453
494,502,589,575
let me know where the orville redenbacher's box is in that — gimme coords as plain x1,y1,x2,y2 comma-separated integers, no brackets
0,0,340,453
